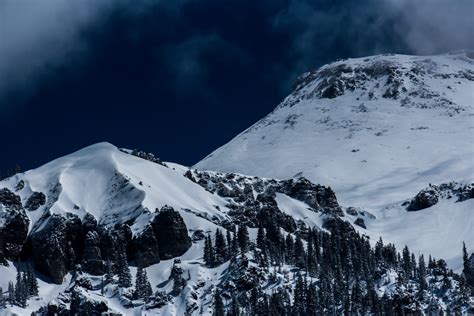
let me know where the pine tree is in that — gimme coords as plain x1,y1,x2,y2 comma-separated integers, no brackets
293,273,305,315
215,229,227,265
204,235,215,267
228,293,240,316
14,271,26,307
142,269,153,301
117,250,132,288
237,225,250,253
418,254,428,296
105,259,114,284
402,245,411,280
7,282,15,306
0,287,5,309
134,267,144,299
213,290,225,316
294,235,306,269
135,267,153,302
26,265,38,297
462,241,472,286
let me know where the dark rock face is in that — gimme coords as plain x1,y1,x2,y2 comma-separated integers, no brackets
406,186,440,211
30,213,80,284
132,225,160,268
25,192,46,211
0,188,29,262
354,217,366,229
457,183,474,202
152,206,192,260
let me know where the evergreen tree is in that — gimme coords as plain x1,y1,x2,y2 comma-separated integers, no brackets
306,282,318,315
0,287,5,309
215,229,227,265
117,250,132,288
26,265,38,297
293,273,306,315
256,225,266,252
14,271,26,307
462,241,472,286
213,290,225,316
237,225,250,253
7,282,15,306
204,235,215,267
135,267,153,302
105,259,114,284
418,254,428,296
294,235,306,269
142,269,153,300
228,293,240,316
402,245,412,280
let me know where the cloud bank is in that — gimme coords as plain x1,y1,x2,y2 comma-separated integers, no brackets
0,0,472,105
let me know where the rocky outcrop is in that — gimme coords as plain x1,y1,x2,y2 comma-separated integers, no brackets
189,170,344,228
29,213,81,284
354,217,366,229
152,206,192,260
0,188,29,262
25,191,46,211
132,225,160,268
406,185,440,211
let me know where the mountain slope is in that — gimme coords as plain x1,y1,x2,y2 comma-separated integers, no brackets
0,143,472,315
196,51,474,269
196,51,474,208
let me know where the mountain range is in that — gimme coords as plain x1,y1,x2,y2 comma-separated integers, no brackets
0,51,473,315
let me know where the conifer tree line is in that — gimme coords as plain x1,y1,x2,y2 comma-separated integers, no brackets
0,264,39,308
205,218,473,315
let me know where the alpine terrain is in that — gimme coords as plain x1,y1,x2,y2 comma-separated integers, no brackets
0,52,473,315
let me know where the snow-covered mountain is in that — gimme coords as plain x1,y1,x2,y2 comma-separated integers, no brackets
197,51,474,269
0,52,473,315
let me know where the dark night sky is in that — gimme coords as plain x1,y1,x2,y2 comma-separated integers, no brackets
0,0,473,176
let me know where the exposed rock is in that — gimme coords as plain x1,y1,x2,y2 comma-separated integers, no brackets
132,225,160,267
25,191,46,211
406,185,440,211
152,206,192,260
15,180,25,192
354,217,366,229
346,207,358,216
29,213,81,284
0,188,29,262
456,183,474,202
191,230,205,241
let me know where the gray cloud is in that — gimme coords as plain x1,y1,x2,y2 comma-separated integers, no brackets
271,0,474,90
387,0,474,55
0,0,157,104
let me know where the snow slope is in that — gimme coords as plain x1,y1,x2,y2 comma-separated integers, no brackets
1,142,230,237
197,51,474,207
196,51,474,266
